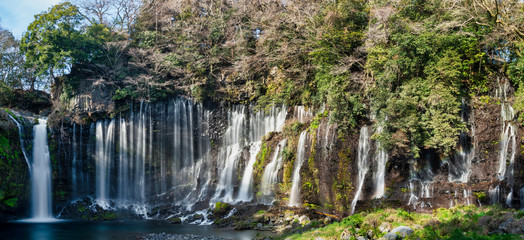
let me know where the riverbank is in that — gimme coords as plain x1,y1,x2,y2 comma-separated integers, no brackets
280,205,523,240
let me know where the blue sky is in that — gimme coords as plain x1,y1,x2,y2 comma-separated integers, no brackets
0,0,61,39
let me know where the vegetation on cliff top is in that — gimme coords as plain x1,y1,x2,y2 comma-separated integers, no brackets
0,0,523,158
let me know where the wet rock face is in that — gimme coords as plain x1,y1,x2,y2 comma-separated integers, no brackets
0,110,30,220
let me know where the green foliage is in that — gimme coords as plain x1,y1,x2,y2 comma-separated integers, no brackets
113,88,135,101
3,197,17,208
284,206,522,240
333,147,352,211
367,3,493,156
20,2,112,90
21,3,84,79
0,111,29,212
253,141,272,185
306,0,368,131
213,202,232,217
472,191,487,202
508,41,524,86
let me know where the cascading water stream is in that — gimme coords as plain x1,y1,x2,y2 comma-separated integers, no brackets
237,141,262,202
260,139,287,205
212,107,246,203
95,119,115,207
6,113,31,170
449,99,475,183
212,105,287,204
27,118,55,222
493,81,516,206
373,124,388,199
288,131,309,207
350,126,371,214
294,106,313,123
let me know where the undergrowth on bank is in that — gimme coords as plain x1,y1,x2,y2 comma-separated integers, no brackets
282,205,523,240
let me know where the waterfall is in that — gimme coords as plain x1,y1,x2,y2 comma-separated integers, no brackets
463,189,472,206
407,180,433,210
449,99,475,183
496,81,516,207
288,130,309,207
506,190,513,207
118,115,129,201
212,106,246,203
260,139,287,205
95,119,115,206
29,118,54,221
237,141,262,202
71,99,288,213
212,105,287,203
373,125,388,199
171,99,212,208
498,107,515,182
350,126,371,214
6,113,31,170
294,106,313,123
489,185,502,204
72,123,78,197
236,106,287,202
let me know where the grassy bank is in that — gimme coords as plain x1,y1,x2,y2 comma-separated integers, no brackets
281,205,523,240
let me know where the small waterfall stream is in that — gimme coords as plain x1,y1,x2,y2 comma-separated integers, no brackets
288,131,309,207
449,99,475,183
7,114,31,170
260,139,287,205
294,106,313,123
492,81,517,206
237,141,262,202
373,124,388,199
350,126,371,214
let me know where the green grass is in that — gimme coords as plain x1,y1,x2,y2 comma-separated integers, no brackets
281,206,523,240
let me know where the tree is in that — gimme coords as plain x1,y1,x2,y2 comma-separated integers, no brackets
0,26,22,88
73,0,112,26
73,0,140,32
20,2,89,86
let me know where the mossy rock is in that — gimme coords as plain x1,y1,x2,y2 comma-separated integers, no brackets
169,217,182,224
212,202,232,218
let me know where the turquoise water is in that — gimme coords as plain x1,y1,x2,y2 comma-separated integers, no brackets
1,221,260,240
